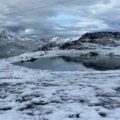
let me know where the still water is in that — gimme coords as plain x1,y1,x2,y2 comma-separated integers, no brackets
13,55,120,71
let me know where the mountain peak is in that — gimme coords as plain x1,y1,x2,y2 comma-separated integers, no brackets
0,29,18,42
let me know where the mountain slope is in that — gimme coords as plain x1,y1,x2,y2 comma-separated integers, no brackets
0,29,29,58
36,37,73,51
60,32,120,50
79,32,120,46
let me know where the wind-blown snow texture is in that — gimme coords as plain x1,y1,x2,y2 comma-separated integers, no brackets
0,49,120,120
1,30,120,119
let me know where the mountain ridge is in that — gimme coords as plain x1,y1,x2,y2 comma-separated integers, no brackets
1,29,120,58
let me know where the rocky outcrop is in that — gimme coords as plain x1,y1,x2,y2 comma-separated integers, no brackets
79,32,120,46
1,29,120,58
36,42,58,51
36,37,71,51
60,32,120,50
60,40,82,50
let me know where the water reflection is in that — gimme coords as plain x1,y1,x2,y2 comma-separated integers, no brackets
13,55,120,71
61,56,120,70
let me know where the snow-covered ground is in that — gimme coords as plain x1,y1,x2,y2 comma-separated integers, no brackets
1,48,120,120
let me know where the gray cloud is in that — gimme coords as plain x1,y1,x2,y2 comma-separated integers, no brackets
0,0,119,38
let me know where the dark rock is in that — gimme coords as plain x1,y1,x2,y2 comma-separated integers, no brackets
35,32,120,51
108,53,114,57
115,87,120,92
20,58,37,63
79,32,120,46
18,100,48,111
0,107,12,111
20,60,24,63
29,58,37,62
80,32,120,40
36,41,61,51
60,32,120,50
68,113,80,118
37,44,50,51
99,112,107,117
89,52,99,56
60,40,81,50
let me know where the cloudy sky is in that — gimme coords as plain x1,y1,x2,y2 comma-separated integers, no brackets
0,0,120,38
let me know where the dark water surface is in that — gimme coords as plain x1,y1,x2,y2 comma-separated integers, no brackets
13,55,120,71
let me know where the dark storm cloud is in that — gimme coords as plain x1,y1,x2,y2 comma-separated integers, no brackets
0,0,119,38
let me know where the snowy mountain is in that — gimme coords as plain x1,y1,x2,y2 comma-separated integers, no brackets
1,29,120,58
0,29,71,58
36,37,76,51
50,37,74,44
0,29,29,58
60,32,120,50
1,31,120,120
0,29,21,44
79,32,120,46
0,29,53,58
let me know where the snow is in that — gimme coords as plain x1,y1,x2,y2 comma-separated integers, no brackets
50,37,78,44
0,47,120,120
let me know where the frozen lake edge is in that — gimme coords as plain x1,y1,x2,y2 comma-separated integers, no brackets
0,49,120,120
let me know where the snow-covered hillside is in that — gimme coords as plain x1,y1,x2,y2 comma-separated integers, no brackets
0,49,120,120
36,37,77,51
0,29,49,58
0,29,75,58
79,32,120,46
0,29,29,58
1,30,120,120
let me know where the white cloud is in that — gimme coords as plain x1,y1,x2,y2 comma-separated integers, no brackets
24,28,35,34
0,0,119,38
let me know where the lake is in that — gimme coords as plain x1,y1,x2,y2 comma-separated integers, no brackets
13,55,120,71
